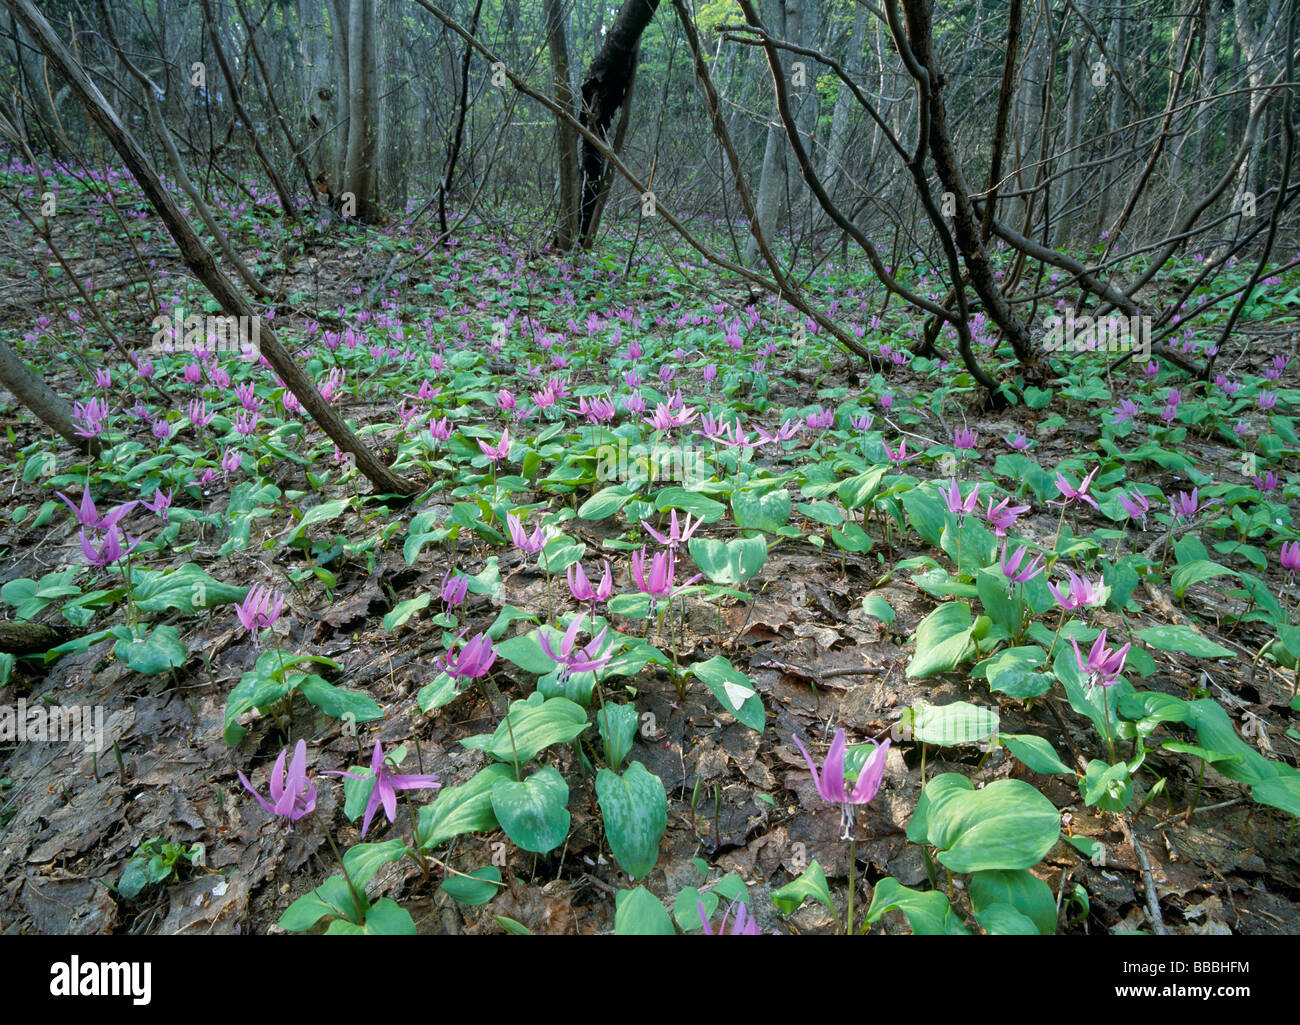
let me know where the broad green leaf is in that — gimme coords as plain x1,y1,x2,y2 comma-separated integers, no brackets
969,869,1057,935
614,886,676,934
1135,625,1235,659
674,886,718,932
860,594,895,625
1251,776,1300,817
343,839,410,889
279,875,364,932
596,762,667,881
112,624,186,676
837,466,887,510
417,763,516,851
130,564,248,613
687,535,767,586
441,866,502,906
687,655,765,732
1185,699,1296,787
795,500,844,526
494,628,561,676
731,487,792,532
383,593,431,632
1000,734,1074,776
288,497,350,537
417,671,460,712
914,772,1060,872
974,903,1040,935
1082,759,1133,812
980,646,1052,699
578,485,635,520
908,602,977,679
459,693,589,763
360,898,417,934
864,877,970,935
652,487,725,522
297,676,384,725
908,700,998,746
597,703,639,771
1171,560,1238,600
770,860,835,915
490,766,570,854
976,567,1020,635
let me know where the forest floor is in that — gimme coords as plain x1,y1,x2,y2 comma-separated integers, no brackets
1,176,1298,935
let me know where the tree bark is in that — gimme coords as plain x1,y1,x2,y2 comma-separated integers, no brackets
343,0,381,221
9,17,71,162
199,0,299,220
895,0,1041,370
745,0,789,268
0,335,101,457
544,0,581,249
576,0,661,247
821,4,867,201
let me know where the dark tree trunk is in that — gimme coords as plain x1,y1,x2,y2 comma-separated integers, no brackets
577,0,660,247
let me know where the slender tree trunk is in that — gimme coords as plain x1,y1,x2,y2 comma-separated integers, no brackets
544,0,581,249
343,0,381,221
1012,0,1047,230
584,48,638,243
1098,11,1126,230
821,4,867,200
439,0,484,240
329,0,352,187
1232,0,1283,208
1059,0,1092,241
746,0,788,267
10,19,71,161
200,0,298,219
1196,0,1222,170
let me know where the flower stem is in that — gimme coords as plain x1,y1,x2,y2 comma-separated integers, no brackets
846,836,856,936
315,811,365,924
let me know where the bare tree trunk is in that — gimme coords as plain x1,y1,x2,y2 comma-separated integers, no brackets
0,336,100,456
1232,0,1283,207
1098,11,1126,230
584,48,637,243
745,0,788,267
1012,0,1047,230
576,0,660,247
9,18,71,161
439,0,484,240
821,3,867,200
378,0,406,214
343,0,381,221
1196,0,1222,170
97,0,272,298
896,0,1041,371
1059,0,1092,241
787,0,820,231
544,0,581,249
199,0,299,219
329,0,351,186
